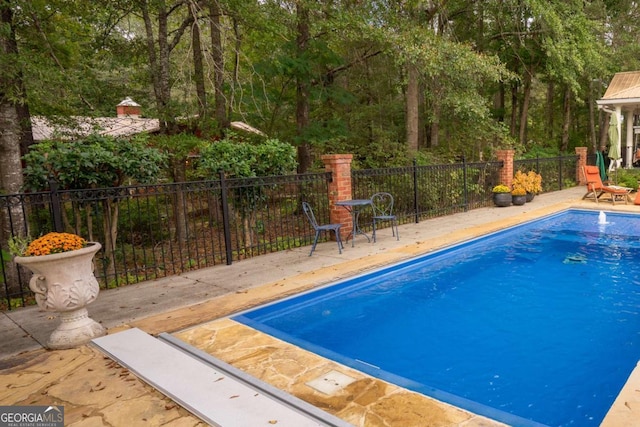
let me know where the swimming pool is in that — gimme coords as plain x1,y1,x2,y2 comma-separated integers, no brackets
234,209,640,426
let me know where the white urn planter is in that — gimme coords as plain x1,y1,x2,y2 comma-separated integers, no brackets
15,242,106,349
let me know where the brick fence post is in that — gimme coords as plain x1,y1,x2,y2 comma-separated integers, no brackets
575,147,587,185
321,154,353,238
495,149,515,188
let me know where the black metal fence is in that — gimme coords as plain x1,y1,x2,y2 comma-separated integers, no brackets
0,155,579,310
514,155,579,192
352,160,504,226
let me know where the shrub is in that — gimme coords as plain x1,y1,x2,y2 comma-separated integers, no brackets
513,170,542,194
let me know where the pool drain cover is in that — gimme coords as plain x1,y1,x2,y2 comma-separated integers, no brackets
306,370,356,395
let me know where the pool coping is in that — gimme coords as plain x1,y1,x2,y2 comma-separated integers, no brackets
128,197,640,426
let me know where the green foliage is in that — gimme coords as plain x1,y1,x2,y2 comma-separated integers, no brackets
0,248,12,283
8,0,639,169
254,139,298,176
197,135,297,178
6,235,30,257
196,135,297,247
413,151,450,166
13,1,151,117
520,145,562,159
118,198,170,245
613,169,640,189
351,137,411,169
152,133,208,160
198,139,256,178
151,133,209,181
492,185,511,193
22,134,166,191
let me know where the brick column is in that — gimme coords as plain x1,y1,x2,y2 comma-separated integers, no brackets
575,147,587,185
321,154,353,238
496,149,515,188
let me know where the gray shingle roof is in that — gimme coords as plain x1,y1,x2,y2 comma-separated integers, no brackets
31,116,160,141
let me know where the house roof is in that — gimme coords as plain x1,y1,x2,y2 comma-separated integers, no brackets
601,71,640,100
31,116,160,141
31,96,265,141
596,71,640,112
230,121,265,136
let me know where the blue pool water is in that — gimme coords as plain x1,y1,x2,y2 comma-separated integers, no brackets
234,210,640,426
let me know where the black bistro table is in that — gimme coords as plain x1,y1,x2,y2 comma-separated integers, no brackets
335,199,373,247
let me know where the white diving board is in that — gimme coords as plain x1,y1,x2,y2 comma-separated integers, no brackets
92,328,352,427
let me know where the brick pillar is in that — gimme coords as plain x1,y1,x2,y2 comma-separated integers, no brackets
575,147,587,185
321,154,353,238
496,149,515,188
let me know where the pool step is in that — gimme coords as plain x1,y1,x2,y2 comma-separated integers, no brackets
91,328,352,427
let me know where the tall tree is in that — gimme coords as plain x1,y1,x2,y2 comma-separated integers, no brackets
0,1,25,196
190,0,207,119
140,0,193,134
0,0,28,295
209,0,229,129
295,1,311,173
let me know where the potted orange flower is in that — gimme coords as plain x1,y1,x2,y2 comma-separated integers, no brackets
13,232,105,349
513,170,543,202
22,232,88,256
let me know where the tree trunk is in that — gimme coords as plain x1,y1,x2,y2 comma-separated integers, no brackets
209,0,228,130
141,0,180,134
518,67,532,145
0,103,25,294
546,81,554,140
102,199,119,280
190,1,207,119
430,98,441,148
560,86,571,152
141,2,164,131
0,2,27,293
510,82,518,137
295,3,311,173
599,110,610,152
406,64,419,152
494,82,505,123
0,3,25,197
172,160,188,242
429,79,442,148
588,80,598,152
230,17,241,121
0,107,23,197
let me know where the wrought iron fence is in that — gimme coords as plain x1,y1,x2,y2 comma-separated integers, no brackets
352,160,505,228
0,172,331,309
514,155,579,192
0,155,579,310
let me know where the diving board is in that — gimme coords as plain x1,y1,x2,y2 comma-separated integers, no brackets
91,328,352,427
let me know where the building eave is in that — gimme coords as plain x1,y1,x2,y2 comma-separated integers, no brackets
596,98,640,114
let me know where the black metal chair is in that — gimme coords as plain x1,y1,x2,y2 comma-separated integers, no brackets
371,192,399,242
302,202,344,256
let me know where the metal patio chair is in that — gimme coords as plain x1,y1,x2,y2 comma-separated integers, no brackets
371,192,399,242
302,202,343,256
